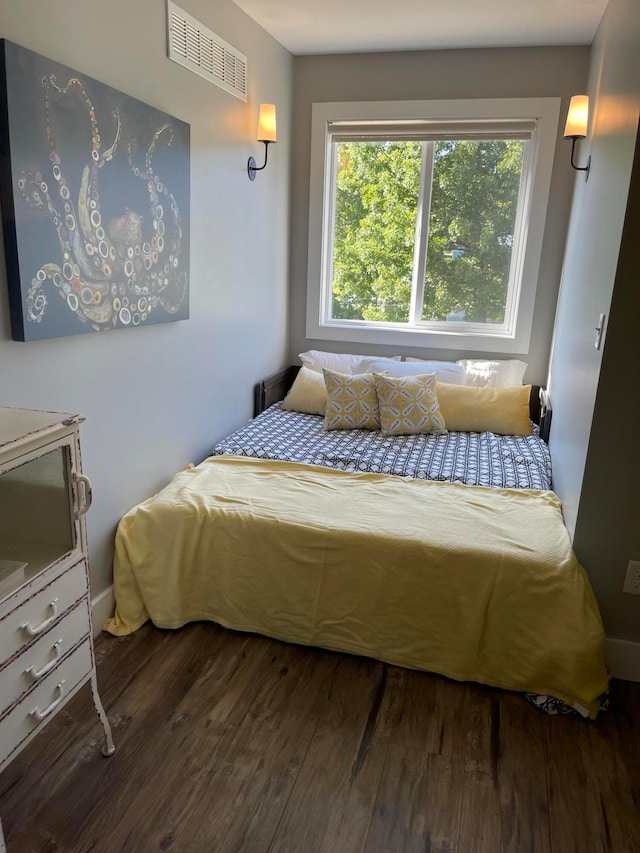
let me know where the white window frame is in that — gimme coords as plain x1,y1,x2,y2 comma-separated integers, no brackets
306,98,561,354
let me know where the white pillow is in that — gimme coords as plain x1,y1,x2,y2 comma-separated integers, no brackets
456,359,528,388
299,350,400,375
359,357,465,385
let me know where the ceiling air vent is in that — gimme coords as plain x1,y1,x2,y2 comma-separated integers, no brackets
167,1,247,101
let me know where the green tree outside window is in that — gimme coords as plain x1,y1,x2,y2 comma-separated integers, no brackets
331,138,524,325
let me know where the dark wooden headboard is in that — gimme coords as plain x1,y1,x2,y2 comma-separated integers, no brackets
254,366,552,442
253,365,301,418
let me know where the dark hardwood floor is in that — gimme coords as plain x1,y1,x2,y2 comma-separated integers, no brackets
1,622,638,852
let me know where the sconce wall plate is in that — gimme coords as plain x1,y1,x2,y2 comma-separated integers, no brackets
568,138,591,182
248,142,271,181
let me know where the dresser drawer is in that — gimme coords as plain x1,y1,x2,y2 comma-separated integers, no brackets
0,560,88,665
0,598,91,717
0,637,92,767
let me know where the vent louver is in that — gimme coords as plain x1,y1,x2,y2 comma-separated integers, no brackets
167,1,247,101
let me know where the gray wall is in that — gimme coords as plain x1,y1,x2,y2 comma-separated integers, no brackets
548,0,640,640
0,0,293,598
289,46,590,384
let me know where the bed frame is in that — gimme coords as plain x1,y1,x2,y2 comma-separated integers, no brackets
254,365,552,442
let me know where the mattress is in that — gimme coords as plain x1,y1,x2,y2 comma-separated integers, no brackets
210,403,552,491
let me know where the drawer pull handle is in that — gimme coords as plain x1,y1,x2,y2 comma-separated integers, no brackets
20,598,59,637
74,473,93,518
26,640,63,680
30,680,65,721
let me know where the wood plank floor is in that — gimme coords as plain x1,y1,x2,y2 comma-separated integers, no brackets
1,622,638,852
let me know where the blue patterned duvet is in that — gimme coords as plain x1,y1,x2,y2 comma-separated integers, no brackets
211,403,552,491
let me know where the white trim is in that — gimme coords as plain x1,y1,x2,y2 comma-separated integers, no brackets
409,143,433,325
91,584,115,638
605,637,640,682
306,97,560,354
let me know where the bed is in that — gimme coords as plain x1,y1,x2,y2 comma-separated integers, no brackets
105,362,608,718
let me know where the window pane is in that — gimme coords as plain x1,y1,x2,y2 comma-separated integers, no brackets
421,140,524,324
332,141,421,322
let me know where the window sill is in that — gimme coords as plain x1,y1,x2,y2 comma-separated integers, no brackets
306,318,530,355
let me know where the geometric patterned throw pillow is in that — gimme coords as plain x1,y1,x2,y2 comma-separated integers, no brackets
323,369,381,431
374,373,447,436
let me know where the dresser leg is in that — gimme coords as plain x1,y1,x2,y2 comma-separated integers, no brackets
90,672,115,757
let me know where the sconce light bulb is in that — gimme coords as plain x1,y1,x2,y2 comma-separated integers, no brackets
257,103,277,143
564,95,589,139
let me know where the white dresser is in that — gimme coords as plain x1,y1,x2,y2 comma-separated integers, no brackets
0,408,114,851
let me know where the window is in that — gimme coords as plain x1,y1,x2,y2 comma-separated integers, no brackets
306,99,560,353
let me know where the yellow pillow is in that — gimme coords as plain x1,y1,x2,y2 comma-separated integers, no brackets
281,366,327,415
323,369,381,431
374,373,447,436
436,383,532,435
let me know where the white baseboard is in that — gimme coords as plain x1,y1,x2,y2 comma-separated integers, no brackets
606,637,640,682
91,584,115,637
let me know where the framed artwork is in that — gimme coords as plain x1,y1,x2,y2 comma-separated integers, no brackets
0,40,190,341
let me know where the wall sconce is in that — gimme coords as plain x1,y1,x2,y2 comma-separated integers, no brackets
248,103,277,181
564,95,591,181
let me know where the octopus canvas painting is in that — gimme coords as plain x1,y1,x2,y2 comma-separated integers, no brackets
0,40,190,341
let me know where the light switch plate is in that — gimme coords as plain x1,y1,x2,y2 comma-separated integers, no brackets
623,560,640,595
594,313,606,350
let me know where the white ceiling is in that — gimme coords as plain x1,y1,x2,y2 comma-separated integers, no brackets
232,0,608,55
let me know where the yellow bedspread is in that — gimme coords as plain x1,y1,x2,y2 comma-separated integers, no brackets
105,456,608,717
